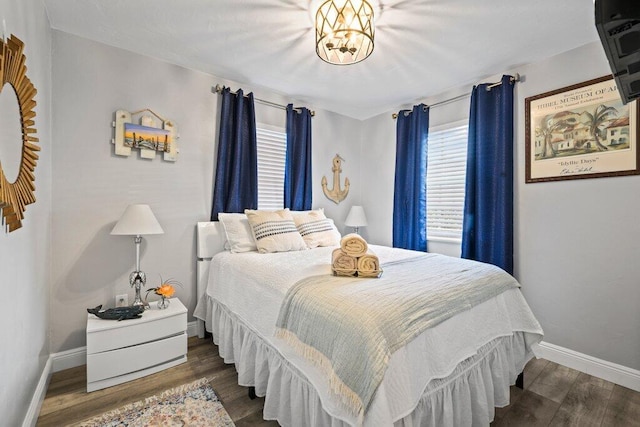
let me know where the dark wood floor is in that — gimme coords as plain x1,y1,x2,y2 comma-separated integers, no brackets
37,337,277,427
38,337,640,426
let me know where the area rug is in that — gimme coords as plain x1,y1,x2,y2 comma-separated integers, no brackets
74,377,235,426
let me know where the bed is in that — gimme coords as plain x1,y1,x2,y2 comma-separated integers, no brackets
194,220,543,426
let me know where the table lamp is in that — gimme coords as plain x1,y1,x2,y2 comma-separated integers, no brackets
345,205,368,234
111,204,164,309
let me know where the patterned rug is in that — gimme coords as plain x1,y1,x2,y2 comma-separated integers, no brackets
74,377,235,426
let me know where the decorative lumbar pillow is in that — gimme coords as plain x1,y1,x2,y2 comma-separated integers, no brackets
245,208,307,253
292,209,341,248
218,212,257,253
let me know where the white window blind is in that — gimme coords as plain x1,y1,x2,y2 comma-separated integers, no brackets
257,125,287,210
426,120,468,242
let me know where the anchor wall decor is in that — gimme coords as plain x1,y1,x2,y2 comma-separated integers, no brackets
322,154,350,204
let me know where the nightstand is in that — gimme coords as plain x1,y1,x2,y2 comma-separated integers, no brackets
86,298,188,392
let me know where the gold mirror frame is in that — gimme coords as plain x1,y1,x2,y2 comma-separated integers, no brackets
0,35,39,232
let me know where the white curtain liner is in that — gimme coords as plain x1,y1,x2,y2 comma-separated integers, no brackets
195,295,540,427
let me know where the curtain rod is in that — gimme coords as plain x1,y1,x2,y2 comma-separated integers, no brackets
213,84,315,117
391,73,520,119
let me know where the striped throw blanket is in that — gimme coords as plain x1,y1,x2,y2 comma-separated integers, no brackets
275,253,520,420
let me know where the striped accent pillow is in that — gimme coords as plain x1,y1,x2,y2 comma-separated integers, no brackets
292,209,341,248
245,209,307,253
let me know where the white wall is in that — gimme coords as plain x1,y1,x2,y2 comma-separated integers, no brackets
312,109,363,236
515,42,640,371
361,42,640,371
0,0,52,425
50,31,362,353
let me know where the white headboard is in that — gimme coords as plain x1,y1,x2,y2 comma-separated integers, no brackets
195,221,226,337
197,221,226,259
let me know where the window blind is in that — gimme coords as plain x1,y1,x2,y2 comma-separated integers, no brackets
257,125,287,210
426,121,468,242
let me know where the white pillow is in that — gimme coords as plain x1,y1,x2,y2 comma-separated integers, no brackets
218,213,257,253
245,208,307,253
292,209,341,248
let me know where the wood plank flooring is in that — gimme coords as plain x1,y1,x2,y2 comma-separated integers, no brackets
38,337,640,426
493,357,640,427
37,337,278,427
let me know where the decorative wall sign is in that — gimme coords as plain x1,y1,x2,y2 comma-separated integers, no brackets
0,34,39,232
112,109,178,161
525,75,639,183
322,154,350,204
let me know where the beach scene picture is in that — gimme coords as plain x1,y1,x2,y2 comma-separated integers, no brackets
124,123,171,152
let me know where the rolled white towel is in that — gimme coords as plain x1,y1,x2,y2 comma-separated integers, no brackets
332,248,357,277
340,233,368,257
357,251,382,278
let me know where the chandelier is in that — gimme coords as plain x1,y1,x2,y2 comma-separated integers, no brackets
315,0,375,65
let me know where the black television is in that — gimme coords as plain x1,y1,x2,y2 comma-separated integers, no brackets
595,0,640,104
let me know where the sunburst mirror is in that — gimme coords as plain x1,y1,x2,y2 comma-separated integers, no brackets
0,34,39,232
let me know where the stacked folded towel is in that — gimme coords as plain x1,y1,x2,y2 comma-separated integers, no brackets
332,234,382,278
332,248,358,276
357,251,381,278
340,233,368,257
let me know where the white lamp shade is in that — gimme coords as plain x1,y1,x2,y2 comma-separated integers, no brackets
111,204,164,236
345,206,368,227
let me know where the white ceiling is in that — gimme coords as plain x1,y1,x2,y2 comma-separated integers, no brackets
43,0,601,120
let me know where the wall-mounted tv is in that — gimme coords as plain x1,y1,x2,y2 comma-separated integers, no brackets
595,0,640,104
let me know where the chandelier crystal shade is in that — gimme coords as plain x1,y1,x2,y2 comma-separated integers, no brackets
315,0,375,65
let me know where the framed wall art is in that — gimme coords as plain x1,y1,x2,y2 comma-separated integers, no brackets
525,75,640,183
112,109,178,161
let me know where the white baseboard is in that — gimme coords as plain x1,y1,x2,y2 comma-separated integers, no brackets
22,357,52,427
187,320,199,338
52,346,86,373
533,341,640,392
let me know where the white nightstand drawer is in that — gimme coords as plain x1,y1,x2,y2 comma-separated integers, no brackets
86,298,188,391
87,332,187,383
87,300,187,354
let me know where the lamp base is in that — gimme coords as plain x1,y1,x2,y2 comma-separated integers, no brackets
130,270,150,310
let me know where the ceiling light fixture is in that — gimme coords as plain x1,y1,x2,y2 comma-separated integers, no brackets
315,0,375,65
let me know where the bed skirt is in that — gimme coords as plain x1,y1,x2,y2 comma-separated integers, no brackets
195,295,537,427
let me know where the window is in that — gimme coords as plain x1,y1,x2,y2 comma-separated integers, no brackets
426,120,468,242
256,124,287,210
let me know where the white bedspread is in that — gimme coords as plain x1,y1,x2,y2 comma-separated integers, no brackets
198,245,543,426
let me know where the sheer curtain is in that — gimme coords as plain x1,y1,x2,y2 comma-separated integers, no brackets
284,104,313,211
211,87,258,220
461,75,515,274
393,104,429,251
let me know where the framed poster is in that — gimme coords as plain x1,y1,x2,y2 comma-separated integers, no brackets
525,75,640,183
